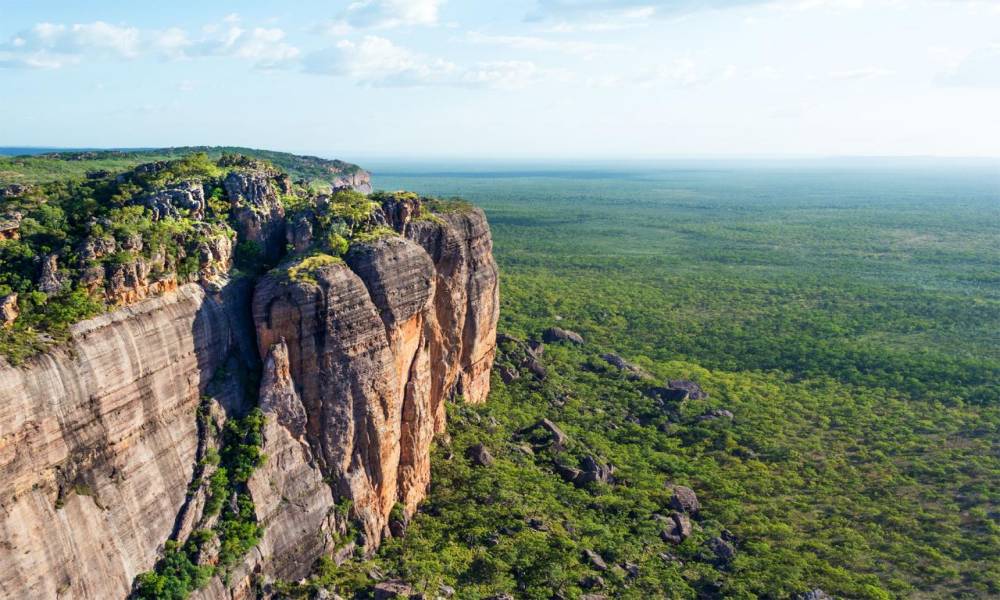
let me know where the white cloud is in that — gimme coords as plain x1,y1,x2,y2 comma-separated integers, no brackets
303,35,542,89
321,0,446,33
0,17,298,70
0,21,140,68
200,25,300,67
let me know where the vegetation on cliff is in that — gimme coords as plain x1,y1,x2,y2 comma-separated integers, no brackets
0,150,394,363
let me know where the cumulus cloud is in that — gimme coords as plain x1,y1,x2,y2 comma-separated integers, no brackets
0,16,299,69
321,0,446,33
0,21,140,69
184,20,300,68
303,34,542,89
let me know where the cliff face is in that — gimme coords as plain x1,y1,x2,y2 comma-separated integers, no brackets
0,186,498,599
0,284,232,599
252,201,500,546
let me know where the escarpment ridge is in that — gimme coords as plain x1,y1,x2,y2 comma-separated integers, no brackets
0,152,498,599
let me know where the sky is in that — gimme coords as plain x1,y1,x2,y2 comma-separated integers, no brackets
1,0,1000,160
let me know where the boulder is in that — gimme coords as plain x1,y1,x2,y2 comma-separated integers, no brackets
648,386,690,402
373,579,414,599
136,181,205,221
543,327,584,344
286,214,314,253
697,409,734,422
668,485,701,515
38,254,63,294
0,293,18,328
577,456,614,485
523,357,547,380
0,184,30,199
556,463,583,484
668,379,708,400
466,443,494,467
660,512,692,544
80,235,117,261
499,365,520,384
0,212,22,240
600,353,649,379
525,418,569,450
707,536,736,564
583,549,608,571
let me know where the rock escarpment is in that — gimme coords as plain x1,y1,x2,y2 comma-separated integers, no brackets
252,197,500,546
0,285,232,599
0,171,498,599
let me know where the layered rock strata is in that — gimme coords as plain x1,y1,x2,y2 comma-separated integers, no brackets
0,192,498,599
0,284,232,599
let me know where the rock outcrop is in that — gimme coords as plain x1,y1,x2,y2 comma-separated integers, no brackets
249,198,499,551
0,293,17,327
0,284,232,599
225,170,287,262
0,171,498,600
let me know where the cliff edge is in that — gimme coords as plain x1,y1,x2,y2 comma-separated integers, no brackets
0,154,498,599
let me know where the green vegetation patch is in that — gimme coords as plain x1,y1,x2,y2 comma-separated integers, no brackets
286,253,343,285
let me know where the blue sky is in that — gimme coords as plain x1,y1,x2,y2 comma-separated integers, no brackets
2,0,999,159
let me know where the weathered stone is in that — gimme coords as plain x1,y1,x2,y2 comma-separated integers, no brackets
286,214,314,253
584,549,609,571
525,418,569,450
225,170,286,262
599,352,648,379
0,285,232,600
660,512,692,544
136,181,206,221
373,579,413,599
523,357,547,380
0,293,17,328
697,409,734,422
543,327,584,344
707,536,736,564
0,212,22,240
499,364,520,383
38,254,63,294
467,443,494,467
259,339,307,440
648,386,690,402
668,379,708,400
668,485,701,515
576,455,614,485
80,235,117,261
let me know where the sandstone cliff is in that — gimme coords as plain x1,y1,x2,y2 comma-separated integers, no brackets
0,178,498,599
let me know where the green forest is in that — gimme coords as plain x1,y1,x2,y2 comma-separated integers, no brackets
2,153,997,598
290,165,998,599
